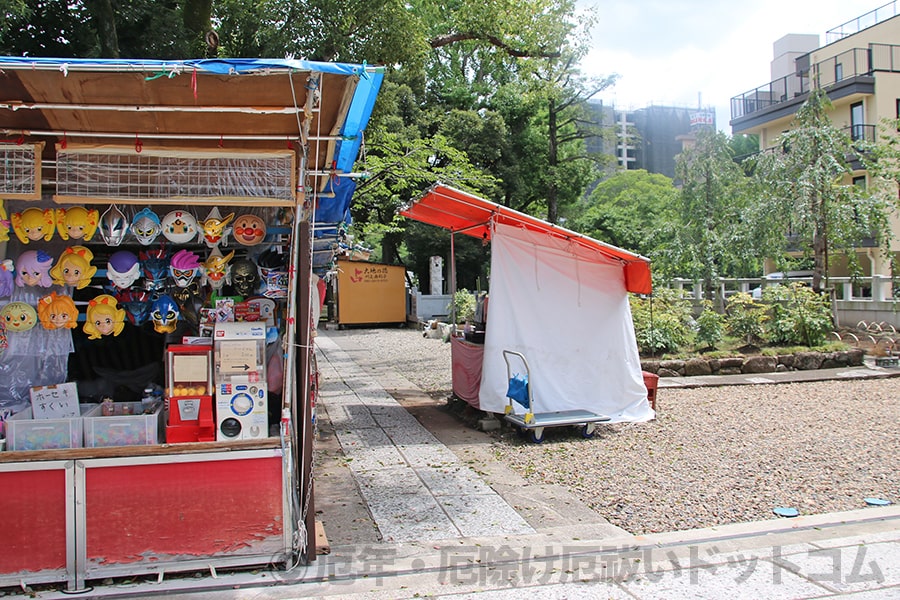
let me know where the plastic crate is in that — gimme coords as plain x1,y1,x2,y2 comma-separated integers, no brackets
6,404,97,451
83,401,165,447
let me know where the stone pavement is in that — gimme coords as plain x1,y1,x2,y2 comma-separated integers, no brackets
26,334,900,599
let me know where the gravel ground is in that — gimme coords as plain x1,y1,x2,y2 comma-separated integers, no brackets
321,326,900,536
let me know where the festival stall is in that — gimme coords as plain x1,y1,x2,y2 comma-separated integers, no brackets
0,57,382,591
401,184,655,427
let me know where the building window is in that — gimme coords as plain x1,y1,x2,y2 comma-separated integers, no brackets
851,102,864,141
853,175,866,189
835,62,843,82
896,99,900,132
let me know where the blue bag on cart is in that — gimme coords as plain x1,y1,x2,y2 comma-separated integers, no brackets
506,374,529,409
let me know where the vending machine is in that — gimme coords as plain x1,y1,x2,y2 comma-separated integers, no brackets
165,344,215,443
213,322,269,440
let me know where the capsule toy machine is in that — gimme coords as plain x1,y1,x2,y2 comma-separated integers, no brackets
165,344,215,442
213,322,268,440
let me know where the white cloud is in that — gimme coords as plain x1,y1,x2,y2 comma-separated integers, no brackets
579,0,886,132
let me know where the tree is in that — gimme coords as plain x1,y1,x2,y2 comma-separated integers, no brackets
749,88,890,292
570,169,677,257
657,129,753,307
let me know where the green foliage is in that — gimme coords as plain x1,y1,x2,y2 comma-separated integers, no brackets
725,292,767,345
761,283,833,347
629,289,692,356
748,88,890,291
448,289,476,324
695,301,725,350
571,170,677,257
656,129,756,292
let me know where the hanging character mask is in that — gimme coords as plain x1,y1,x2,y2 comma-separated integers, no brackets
161,210,199,244
233,213,266,246
116,288,152,326
169,249,202,288
55,206,100,241
199,208,234,248
15,250,54,288
50,246,97,289
1,301,38,332
37,292,79,330
201,249,235,291
83,294,126,339
0,259,13,298
99,205,129,247
151,294,180,334
139,247,170,292
131,208,162,246
106,250,141,290
230,258,260,297
11,207,55,244
0,199,10,243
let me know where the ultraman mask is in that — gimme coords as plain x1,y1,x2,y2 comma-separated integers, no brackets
131,208,162,246
99,205,129,247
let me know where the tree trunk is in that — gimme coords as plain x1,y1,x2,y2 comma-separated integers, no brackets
83,0,119,58
547,97,559,224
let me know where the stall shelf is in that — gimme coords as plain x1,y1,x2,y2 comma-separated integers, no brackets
0,56,382,592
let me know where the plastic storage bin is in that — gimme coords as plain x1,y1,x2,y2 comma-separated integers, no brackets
83,401,165,447
6,404,97,451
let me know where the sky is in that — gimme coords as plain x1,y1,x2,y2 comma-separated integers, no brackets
578,0,888,133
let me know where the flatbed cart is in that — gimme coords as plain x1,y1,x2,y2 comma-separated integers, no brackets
502,350,611,443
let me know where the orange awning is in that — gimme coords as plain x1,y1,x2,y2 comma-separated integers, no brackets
400,183,652,294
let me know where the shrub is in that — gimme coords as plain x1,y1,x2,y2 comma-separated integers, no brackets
448,289,476,323
630,289,692,355
695,300,725,350
762,283,833,346
725,292,767,345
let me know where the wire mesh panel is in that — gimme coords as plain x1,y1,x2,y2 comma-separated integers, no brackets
54,145,296,205
0,143,43,199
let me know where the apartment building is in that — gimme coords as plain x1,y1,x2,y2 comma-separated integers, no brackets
587,100,715,180
729,2,900,286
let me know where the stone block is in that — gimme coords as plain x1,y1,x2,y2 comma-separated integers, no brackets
742,355,777,374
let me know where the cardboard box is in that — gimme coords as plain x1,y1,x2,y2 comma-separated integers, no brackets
6,404,96,451
83,401,165,447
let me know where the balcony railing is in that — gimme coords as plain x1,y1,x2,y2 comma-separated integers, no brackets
731,44,900,122
826,1,899,44
843,123,877,143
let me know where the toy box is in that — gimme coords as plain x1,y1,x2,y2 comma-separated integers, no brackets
83,401,165,447
6,404,97,451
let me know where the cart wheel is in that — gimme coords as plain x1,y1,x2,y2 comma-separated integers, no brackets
528,428,545,444
581,423,596,439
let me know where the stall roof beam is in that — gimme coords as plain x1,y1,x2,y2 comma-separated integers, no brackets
401,183,652,294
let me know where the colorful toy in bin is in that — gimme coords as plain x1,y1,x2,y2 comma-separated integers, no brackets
83,294,126,339
50,246,97,289
55,206,100,241
10,207,55,243
1,301,38,332
37,292,79,330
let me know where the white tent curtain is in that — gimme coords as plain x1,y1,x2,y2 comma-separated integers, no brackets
478,222,654,422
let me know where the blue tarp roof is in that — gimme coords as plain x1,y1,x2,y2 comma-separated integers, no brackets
0,56,383,227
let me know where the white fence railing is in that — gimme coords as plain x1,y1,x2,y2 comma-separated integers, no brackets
667,276,899,328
